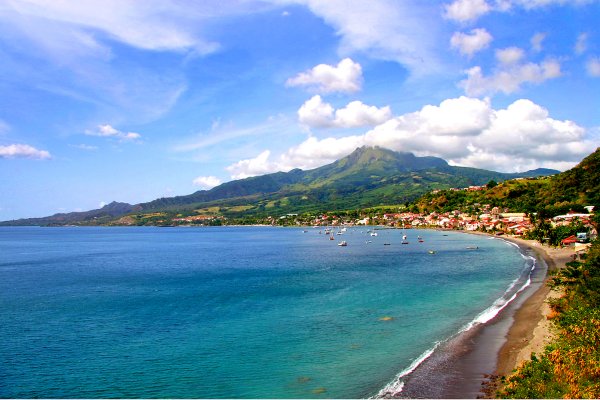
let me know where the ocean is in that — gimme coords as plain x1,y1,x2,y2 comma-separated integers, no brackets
0,226,534,398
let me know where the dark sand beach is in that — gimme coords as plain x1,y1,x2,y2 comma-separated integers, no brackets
395,234,573,398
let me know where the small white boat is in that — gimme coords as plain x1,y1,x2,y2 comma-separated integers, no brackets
370,232,378,237
338,241,348,246
428,250,436,254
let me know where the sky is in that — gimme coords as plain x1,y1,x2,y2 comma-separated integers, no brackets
1,0,600,220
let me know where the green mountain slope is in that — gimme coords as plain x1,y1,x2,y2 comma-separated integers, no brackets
1,146,561,225
414,147,600,216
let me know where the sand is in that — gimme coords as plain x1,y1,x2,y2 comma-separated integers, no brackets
493,237,574,376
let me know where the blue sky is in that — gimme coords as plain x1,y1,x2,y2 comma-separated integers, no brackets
1,0,599,220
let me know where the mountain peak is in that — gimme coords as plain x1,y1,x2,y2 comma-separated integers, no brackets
338,146,449,172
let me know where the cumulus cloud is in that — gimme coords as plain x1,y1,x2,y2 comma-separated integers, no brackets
85,124,142,141
226,150,276,180
444,0,492,22
530,32,546,52
286,58,363,94
450,28,493,57
587,58,600,77
298,96,392,128
495,47,525,65
227,96,594,177
0,144,51,159
192,175,222,189
460,59,561,96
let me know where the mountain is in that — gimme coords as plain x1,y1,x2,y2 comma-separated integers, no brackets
1,146,560,226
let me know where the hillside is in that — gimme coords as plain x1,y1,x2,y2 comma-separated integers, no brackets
1,146,560,226
414,147,600,216
1,202,141,226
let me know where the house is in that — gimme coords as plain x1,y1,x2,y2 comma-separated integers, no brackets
561,235,578,246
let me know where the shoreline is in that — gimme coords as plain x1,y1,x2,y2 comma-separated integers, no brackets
395,231,574,398
491,236,572,375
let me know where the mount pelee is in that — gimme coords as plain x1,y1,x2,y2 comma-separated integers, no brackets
2,146,558,226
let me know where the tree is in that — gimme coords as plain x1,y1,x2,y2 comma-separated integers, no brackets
486,179,498,189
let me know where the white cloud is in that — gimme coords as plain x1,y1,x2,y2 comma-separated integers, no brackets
495,47,525,65
460,59,561,96
2,1,220,55
587,58,600,77
511,0,599,9
284,0,444,75
575,33,588,55
444,0,492,22
174,115,291,153
298,95,392,128
286,58,363,94
444,0,599,22
530,32,546,52
227,96,594,177
0,144,51,159
85,124,142,142
70,144,98,151
192,176,222,189
450,28,493,57
297,96,335,127
226,150,277,180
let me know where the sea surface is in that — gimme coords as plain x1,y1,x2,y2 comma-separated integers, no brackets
0,226,534,398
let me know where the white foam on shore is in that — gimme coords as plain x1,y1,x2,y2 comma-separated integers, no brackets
459,253,536,333
374,238,538,398
372,342,441,398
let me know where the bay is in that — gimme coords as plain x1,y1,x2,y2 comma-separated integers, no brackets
0,226,530,398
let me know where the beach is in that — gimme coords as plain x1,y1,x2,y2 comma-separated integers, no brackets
493,237,573,374
396,233,574,398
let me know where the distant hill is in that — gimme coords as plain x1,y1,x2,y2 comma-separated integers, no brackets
1,146,560,226
1,202,140,226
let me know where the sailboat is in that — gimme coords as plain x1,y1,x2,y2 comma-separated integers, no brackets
401,232,409,244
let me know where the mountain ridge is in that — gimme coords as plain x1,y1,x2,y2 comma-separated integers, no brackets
1,146,560,226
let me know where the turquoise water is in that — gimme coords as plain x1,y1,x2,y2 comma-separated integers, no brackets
0,226,530,398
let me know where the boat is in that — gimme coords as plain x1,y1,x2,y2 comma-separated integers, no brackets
428,250,436,254
401,234,409,244
384,243,391,246
338,241,347,246
418,235,424,243
370,232,378,237
329,234,335,240
466,246,479,250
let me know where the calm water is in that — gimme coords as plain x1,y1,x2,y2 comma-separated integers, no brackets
0,226,530,398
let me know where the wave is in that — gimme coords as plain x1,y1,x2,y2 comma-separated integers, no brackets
372,341,441,398
375,239,538,397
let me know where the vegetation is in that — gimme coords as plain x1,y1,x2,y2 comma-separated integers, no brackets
497,240,600,398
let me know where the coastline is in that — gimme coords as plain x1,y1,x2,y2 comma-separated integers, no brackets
394,231,574,398
491,236,572,376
